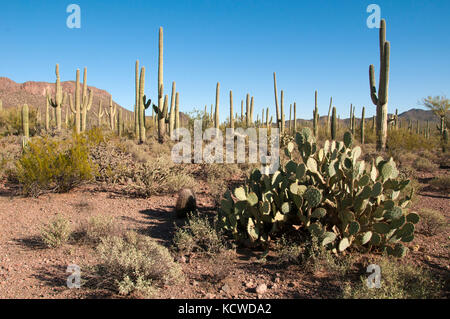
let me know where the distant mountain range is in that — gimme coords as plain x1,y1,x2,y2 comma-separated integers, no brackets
0,76,440,126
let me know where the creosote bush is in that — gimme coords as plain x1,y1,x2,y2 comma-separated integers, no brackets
412,157,436,172
429,175,450,192
80,215,118,244
14,134,96,196
40,215,72,248
96,232,183,297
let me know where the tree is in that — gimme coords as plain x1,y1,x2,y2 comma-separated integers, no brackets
421,96,449,134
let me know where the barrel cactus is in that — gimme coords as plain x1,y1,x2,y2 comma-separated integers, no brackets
219,129,417,257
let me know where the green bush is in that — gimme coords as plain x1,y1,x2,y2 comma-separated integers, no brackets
95,232,183,297
173,213,223,254
40,215,72,248
14,134,96,196
79,215,118,244
219,129,418,258
387,129,438,153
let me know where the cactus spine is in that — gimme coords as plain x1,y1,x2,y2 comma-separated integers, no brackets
214,82,220,129
361,107,366,144
229,90,234,129
369,19,390,151
47,64,67,131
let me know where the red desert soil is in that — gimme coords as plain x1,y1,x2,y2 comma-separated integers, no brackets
0,171,449,299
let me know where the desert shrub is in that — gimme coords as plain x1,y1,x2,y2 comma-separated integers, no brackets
14,134,96,196
40,215,72,248
418,209,447,236
0,136,21,177
0,106,39,136
274,235,303,265
91,142,196,197
387,129,438,153
95,232,183,297
429,176,450,192
412,158,436,172
342,257,443,299
173,213,223,254
79,215,118,244
219,129,418,258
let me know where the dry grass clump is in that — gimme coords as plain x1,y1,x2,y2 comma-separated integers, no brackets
412,157,436,172
94,232,183,297
342,257,443,299
418,209,447,236
40,215,72,248
78,215,119,244
429,175,450,193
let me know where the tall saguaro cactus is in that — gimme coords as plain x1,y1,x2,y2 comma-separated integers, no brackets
293,102,297,132
313,90,319,137
214,82,220,129
331,106,337,140
229,90,234,129
326,97,333,137
69,69,81,134
107,95,117,131
369,19,390,151
47,64,67,131
22,104,29,139
361,107,366,144
139,67,154,143
280,90,285,134
169,82,176,137
80,68,93,132
96,100,104,127
157,27,165,142
273,72,281,130
175,92,180,133
135,60,140,137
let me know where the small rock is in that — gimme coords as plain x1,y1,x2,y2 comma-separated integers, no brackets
245,281,255,289
256,283,267,295
205,293,216,299
274,277,280,283
178,256,186,263
221,284,230,293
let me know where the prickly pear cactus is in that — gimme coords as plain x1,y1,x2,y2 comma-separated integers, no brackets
219,129,418,257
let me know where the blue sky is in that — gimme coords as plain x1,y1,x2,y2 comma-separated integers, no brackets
0,0,449,121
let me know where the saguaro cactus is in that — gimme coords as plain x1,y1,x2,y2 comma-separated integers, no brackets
175,92,180,132
107,95,117,131
313,90,319,137
47,64,67,131
273,72,281,130
140,67,154,143
169,82,176,137
369,19,390,151
0,100,2,112
293,102,297,132
214,82,220,129
22,104,29,139
80,68,93,132
45,89,50,131
134,60,140,137
361,107,366,144
229,90,234,129
96,100,104,127
280,90,285,134
157,27,165,142
250,96,254,125
246,94,250,127
68,69,82,134
331,106,337,140
327,97,333,137
289,104,292,133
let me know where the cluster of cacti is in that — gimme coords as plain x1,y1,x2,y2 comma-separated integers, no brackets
219,128,417,257
369,19,390,151
68,68,93,134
